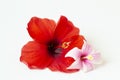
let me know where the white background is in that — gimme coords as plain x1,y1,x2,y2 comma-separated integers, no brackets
0,0,120,80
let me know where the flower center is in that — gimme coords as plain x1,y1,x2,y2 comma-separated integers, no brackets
81,55,94,61
47,40,60,57
86,55,94,60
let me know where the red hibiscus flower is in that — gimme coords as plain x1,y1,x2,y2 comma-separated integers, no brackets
20,16,84,73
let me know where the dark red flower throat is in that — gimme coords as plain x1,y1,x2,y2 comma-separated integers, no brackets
47,39,60,57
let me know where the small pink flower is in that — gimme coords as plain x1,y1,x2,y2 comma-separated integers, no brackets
65,41,102,72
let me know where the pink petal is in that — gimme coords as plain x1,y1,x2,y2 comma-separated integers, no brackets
67,59,82,69
90,51,102,64
82,61,94,72
82,41,93,55
65,47,82,60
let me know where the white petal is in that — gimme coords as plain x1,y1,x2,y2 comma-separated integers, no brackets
67,59,81,69
65,47,81,60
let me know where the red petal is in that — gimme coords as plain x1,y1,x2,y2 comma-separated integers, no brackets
48,57,79,73
54,16,79,42
27,17,56,43
69,35,85,49
20,41,53,69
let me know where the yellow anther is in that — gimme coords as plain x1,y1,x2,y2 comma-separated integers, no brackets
61,42,71,49
86,55,94,60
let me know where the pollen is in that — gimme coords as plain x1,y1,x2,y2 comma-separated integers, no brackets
61,42,71,49
86,55,94,60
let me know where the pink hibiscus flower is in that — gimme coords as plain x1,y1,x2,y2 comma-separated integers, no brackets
65,41,102,72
